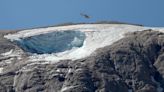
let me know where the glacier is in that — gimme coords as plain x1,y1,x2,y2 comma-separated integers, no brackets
15,31,86,54
1,23,164,92
4,24,164,62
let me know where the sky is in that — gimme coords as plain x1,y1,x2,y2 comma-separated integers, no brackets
0,0,164,30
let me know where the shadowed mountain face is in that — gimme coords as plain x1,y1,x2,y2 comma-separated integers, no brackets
0,29,164,92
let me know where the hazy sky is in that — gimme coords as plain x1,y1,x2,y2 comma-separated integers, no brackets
0,0,164,30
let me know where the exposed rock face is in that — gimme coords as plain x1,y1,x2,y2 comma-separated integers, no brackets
0,29,164,92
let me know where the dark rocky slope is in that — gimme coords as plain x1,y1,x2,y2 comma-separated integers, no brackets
0,30,164,92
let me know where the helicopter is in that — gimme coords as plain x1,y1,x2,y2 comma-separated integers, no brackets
80,13,91,19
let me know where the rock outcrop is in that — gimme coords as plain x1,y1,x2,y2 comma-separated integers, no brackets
0,29,164,92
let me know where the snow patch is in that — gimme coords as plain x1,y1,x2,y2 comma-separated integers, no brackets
1,49,13,56
1,49,23,57
0,49,24,66
0,68,3,73
60,85,79,92
3,57,14,64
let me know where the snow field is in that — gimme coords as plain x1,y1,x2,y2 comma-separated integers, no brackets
4,24,164,62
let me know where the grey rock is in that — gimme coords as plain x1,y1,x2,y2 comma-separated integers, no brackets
0,30,164,92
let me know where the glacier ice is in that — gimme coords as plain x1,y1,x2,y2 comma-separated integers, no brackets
4,24,164,62
15,31,86,54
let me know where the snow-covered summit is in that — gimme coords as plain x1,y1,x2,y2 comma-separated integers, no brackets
1,24,164,92
4,24,164,62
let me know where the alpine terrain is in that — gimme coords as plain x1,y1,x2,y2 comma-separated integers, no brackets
0,23,164,92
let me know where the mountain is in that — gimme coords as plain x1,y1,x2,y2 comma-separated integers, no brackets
0,24,164,92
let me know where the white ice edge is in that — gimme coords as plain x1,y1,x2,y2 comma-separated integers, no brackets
4,24,143,40
0,68,3,73
60,85,79,92
1,49,13,56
